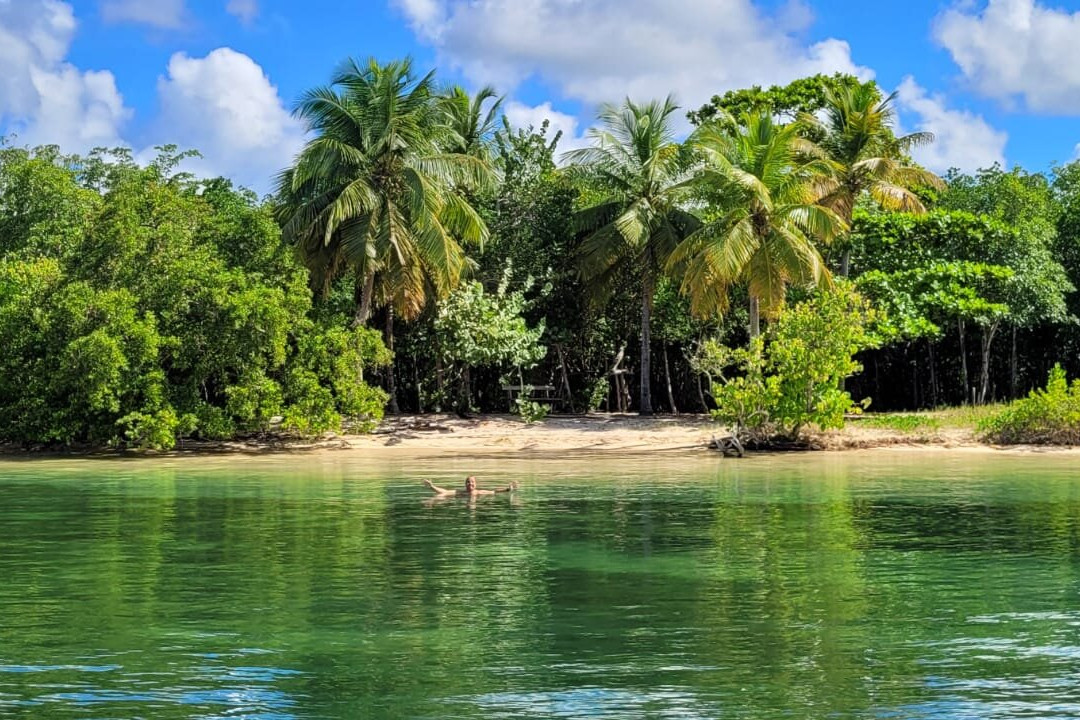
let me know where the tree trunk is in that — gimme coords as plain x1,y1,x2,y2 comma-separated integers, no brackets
873,354,881,404
435,355,445,412
927,339,938,408
696,372,708,413
663,342,677,415
413,353,423,414
457,366,472,416
979,321,1000,405
748,295,760,339
840,246,852,278
958,319,969,404
555,344,574,413
1010,325,1018,399
352,269,375,328
639,271,655,415
909,343,919,409
385,307,400,415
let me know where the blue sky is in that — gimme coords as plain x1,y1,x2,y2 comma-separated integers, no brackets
2,0,1078,193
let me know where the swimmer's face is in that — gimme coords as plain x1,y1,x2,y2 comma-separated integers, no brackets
465,476,477,491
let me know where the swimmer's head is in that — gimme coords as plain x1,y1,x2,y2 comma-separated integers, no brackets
465,476,477,492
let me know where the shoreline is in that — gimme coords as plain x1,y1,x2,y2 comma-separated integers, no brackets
3,413,1078,458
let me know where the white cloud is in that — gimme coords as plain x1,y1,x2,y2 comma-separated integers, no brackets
153,48,304,192
396,0,442,34
393,0,872,111
226,0,257,25
934,0,1080,113
100,0,185,28
503,100,589,158
0,0,130,150
895,76,1007,172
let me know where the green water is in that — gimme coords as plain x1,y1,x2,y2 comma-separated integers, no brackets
2,451,1080,718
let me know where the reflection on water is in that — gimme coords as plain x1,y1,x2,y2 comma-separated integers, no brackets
2,450,1080,718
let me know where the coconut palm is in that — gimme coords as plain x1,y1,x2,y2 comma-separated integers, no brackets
565,96,700,415
671,112,844,337
276,57,491,327
803,83,944,276
440,85,503,159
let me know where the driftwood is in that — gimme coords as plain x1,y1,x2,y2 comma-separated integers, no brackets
709,433,744,457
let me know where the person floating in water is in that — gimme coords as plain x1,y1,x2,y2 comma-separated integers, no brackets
424,476,518,497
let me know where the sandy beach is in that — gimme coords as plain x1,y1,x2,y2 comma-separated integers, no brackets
320,414,1078,456
6,413,1078,457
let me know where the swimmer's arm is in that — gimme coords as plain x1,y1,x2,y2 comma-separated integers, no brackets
492,482,519,494
423,479,455,495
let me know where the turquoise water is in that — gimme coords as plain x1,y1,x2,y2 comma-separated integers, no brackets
2,450,1080,718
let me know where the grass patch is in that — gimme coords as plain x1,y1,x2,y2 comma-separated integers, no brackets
858,413,942,433
925,404,1006,429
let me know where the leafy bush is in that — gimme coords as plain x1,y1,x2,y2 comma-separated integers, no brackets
979,366,1080,445
586,378,610,412
514,392,550,424
698,287,878,443
434,274,547,411
0,146,390,449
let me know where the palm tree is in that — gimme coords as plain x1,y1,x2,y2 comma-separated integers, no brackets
803,83,944,276
440,85,503,159
276,57,491,327
565,96,700,415
671,112,843,337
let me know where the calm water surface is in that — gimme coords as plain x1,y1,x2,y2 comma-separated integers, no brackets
2,450,1080,718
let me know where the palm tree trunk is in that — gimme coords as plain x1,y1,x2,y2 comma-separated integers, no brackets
748,296,761,339
385,307,400,415
663,342,677,415
639,272,655,415
352,269,375,327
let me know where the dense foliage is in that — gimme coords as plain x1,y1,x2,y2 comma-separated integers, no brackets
6,58,1080,447
697,288,877,443
0,146,388,449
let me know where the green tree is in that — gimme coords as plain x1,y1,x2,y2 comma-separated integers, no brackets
0,146,390,448
851,210,1070,404
688,73,871,126
276,57,491,327
672,112,843,337
805,83,943,276
699,286,878,443
565,97,700,414
439,85,503,158
433,277,547,412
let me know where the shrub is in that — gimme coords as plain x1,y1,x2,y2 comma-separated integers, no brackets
698,287,878,444
979,366,1080,445
586,378,610,413
0,146,391,449
515,393,550,424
